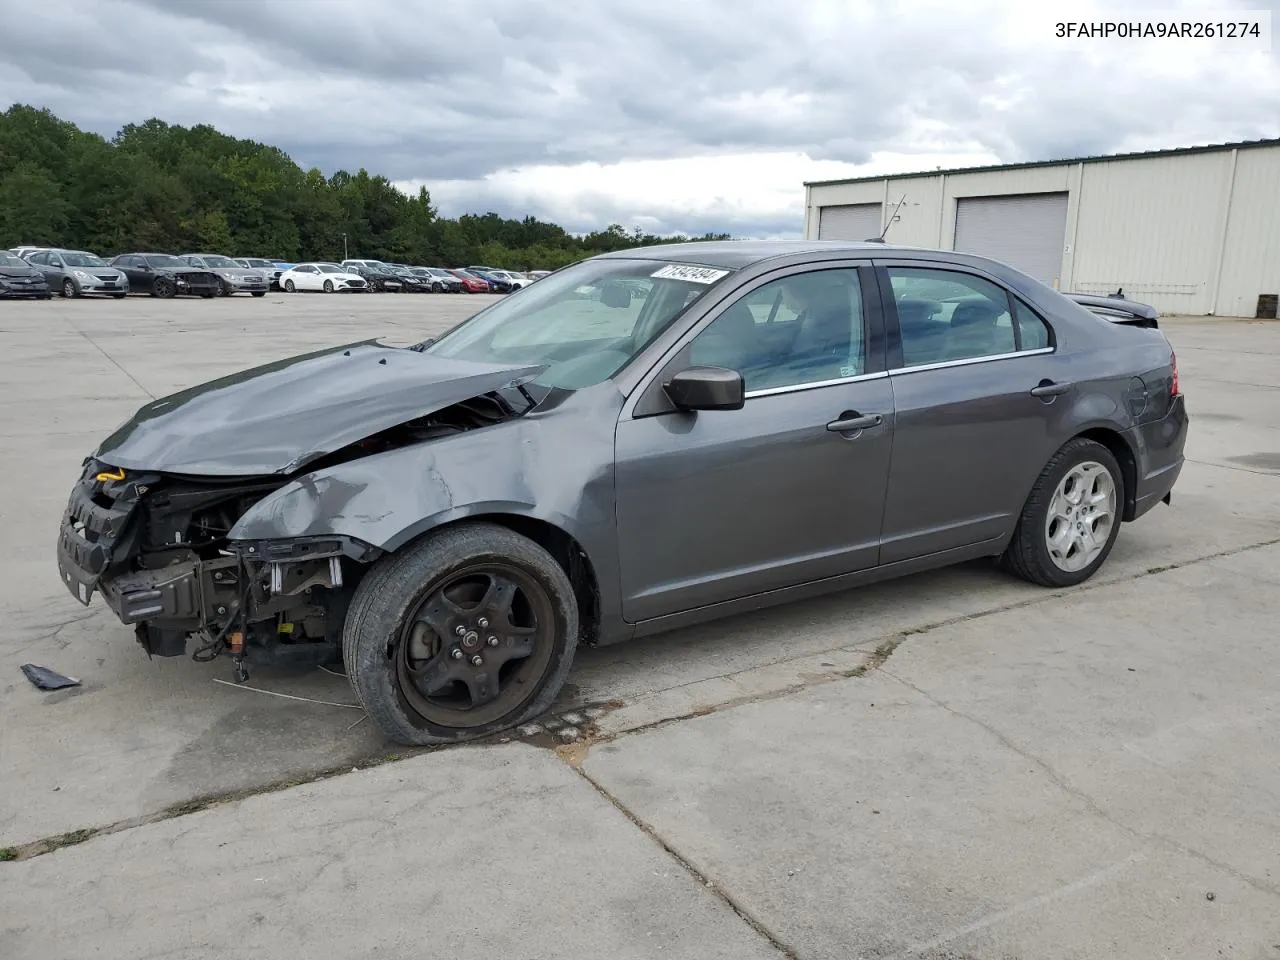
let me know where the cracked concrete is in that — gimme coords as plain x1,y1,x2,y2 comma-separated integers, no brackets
2,300,1280,958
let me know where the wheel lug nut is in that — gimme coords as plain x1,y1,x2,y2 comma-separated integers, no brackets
471,655,484,667
487,636,499,647
454,625,466,636
450,648,463,660
477,617,489,629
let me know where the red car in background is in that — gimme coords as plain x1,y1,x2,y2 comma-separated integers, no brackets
450,268,492,293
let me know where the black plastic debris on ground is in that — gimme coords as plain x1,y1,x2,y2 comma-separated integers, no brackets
20,664,81,691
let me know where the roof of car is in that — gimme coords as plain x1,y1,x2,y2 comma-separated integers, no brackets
595,239,927,269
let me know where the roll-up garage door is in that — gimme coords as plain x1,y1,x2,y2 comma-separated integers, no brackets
817,203,883,241
953,192,1069,286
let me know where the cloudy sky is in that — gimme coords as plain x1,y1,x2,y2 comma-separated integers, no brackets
2,0,1277,237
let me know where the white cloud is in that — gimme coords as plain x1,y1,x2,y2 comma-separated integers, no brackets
1,0,1276,237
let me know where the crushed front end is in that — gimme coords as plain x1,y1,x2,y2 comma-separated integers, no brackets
56,460,379,680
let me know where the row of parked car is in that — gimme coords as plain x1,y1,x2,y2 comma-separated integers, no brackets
1,245,551,299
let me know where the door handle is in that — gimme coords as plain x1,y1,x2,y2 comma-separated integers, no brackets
826,412,882,433
1030,380,1072,398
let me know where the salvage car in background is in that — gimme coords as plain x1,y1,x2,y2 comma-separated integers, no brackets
0,250,52,298
108,253,221,298
25,248,128,298
235,257,285,290
423,267,465,292
53,240,1187,747
279,262,369,293
340,259,404,292
450,268,495,293
181,253,270,297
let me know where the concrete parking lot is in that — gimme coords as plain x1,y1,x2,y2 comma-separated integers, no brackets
2,292,1278,959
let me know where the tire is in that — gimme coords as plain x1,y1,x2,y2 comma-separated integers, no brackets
284,279,296,293
251,291,266,298
216,280,229,297
153,277,175,298
431,281,443,293
323,279,334,293
62,278,78,298
344,522,579,746
1003,438,1124,588
200,290,216,298
112,293,126,299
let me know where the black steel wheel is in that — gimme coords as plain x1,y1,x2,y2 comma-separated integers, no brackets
344,522,578,745
62,278,78,298
152,277,175,298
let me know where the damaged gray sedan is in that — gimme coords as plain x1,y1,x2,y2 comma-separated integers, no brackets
55,241,1188,745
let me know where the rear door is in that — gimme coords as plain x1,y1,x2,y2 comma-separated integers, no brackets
614,262,895,621
874,258,1068,563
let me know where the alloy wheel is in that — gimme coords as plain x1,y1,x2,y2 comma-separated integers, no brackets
1044,460,1117,572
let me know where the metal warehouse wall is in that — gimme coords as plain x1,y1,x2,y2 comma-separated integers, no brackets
805,144,1280,317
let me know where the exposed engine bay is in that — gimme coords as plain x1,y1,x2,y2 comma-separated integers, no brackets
56,388,538,682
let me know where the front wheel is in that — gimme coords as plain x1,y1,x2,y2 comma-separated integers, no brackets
153,277,175,298
1004,438,1124,587
344,522,579,746
62,278,78,298
284,279,296,293
323,279,334,293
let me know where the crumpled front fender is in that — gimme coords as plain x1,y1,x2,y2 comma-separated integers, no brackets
226,388,625,636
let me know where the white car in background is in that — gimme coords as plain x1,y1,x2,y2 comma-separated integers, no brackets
490,269,532,289
279,262,369,293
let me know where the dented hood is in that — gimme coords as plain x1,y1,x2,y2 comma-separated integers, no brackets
93,341,544,476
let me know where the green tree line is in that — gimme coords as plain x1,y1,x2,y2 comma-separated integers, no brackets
0,105,731,270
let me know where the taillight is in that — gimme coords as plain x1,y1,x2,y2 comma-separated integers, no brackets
1170,350,1179,397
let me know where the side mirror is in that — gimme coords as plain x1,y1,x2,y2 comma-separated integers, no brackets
663,366,745,412
600,281,632,309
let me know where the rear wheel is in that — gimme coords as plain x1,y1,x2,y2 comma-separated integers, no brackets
284,279,296,293
1004,438,1123,587
62,278,78,298
323,279,334,293
344,522,579,746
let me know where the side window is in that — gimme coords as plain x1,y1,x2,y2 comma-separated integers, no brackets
688,268,865,392
887,268,1015,367
1012,297,1052,350
28,251,48,265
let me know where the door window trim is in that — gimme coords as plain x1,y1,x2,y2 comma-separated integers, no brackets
873,258,1059,373
623,260,886,420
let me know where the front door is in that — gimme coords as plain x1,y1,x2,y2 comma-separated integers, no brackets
614,264,895,622
874,260,1068,563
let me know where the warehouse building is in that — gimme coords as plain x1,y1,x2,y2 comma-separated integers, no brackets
803,138,1280,318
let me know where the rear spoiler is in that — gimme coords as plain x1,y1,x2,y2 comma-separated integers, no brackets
1062,292,1160,329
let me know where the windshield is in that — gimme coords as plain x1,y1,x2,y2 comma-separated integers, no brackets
317,263,344,273
0,253,29,267
63,252,108,267
429,269,453,277
245,259,271,267
425,258,733,389
200,255,240,268
147,255,189,269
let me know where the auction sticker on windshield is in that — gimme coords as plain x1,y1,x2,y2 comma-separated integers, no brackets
650,264,730,284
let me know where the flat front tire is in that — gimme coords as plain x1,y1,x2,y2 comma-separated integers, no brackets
343,522,579,746
1004,437,1124,588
